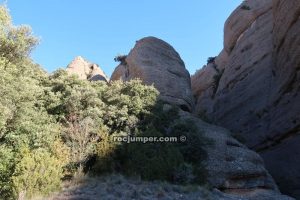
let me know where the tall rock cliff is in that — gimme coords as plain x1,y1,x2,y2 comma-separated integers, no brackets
109,36,293,200
66,56,108,82
111,37,194,112
191,0,300,198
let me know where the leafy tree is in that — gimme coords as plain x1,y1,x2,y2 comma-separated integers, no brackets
0,5,212,199
0,6,38,64
0,6,68,199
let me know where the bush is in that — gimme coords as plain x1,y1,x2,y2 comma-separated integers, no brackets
92,127,120,173
11,148,65,199
0,5,213,198
173,163,195,184
0,6,69,199
119,127,184,181
92,102,211,185
114,54,127,65
0,142,68,199
0,6,38,64
197,111,212,123
241,5,251,10
207,57,216,64
171,120,209,164
212,69,224,97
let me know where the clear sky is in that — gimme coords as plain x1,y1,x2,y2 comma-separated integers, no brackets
2,0,242,77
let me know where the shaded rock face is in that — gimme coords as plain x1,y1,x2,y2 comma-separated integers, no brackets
224,0,272,54
178,110,293,200
191,0,300,198
262,0,300,198
66,56,108,82
110,37,194,112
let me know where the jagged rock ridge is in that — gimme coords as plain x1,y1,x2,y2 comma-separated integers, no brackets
66,56,108,82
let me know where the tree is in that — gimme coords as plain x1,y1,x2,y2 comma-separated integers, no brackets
0,6,38,64
0,6,68,199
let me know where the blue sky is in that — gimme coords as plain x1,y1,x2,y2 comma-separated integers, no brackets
2,0,242,77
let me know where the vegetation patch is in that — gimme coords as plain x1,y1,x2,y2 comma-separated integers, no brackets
0,5,212,199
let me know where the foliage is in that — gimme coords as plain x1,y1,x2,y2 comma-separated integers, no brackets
197,110,212,123
42,70,106,168
114,54,127,65
11,147,65,199
173,163,195,184
119,126,184,181
92,103,210,185
0,6,38,64
171,120,209,164
212,69,224,97
241,5,251,10
207,57,216,65
0,5,212,199
43,70,159,174
0,5,67,199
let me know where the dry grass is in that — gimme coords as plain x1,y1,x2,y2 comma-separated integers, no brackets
32,174,293,200
39,174,215,200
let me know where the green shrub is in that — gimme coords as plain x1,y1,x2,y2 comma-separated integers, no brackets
0,145,15,199
11,148,65,199
207,57,216,64
0,6,70,199
241,5,251,10
92,103,211,185
92,128,120,173
171,120,209,164
114,54,127,65
0,5,213,198
120,127,184,181
0,143,68,199
212,69,224,97
197,111,212,123
173,163,195,184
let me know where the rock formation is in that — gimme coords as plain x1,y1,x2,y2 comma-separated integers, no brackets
111,37,194,112
191,0,300,198
66,56,108,82
179,110,293,200
108,35,293,199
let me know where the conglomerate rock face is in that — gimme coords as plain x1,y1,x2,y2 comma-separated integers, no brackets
178,110,293,200
261,0,300,197
191,0,300,198
66,56,108,82
109,33,293,196
111,37,194,112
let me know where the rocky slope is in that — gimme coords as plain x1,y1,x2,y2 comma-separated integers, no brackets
108,36,293,199
66,56,108,82
111,37,194,112
191,0,300,198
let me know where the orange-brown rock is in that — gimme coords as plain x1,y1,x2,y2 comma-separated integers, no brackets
66,56,108,82
111,37,194,111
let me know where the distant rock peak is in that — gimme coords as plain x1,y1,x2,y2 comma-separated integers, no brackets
66,56,108,82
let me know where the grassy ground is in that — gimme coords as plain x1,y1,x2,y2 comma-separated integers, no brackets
38,174,215,200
